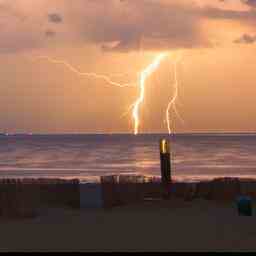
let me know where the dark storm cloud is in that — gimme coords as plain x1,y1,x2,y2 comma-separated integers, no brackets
45,30,56,37
2,0,256,53
78,0,209,51
48,13,63,23
77,0,256,51
200,6,256,20
221,0,256,7
242,0,256,8
234,33,256,43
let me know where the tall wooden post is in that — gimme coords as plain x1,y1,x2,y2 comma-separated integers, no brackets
160,139,171,199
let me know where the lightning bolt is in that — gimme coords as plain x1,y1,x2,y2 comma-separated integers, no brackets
131,53,168,135
31,53,183,135
166,56,184,135
33,56,137,88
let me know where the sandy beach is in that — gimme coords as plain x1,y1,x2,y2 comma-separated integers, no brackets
0,198,256,252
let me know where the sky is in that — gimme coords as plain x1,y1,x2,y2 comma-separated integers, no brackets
1,0,256,134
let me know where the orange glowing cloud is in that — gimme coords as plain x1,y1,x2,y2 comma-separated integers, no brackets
1,0,256,54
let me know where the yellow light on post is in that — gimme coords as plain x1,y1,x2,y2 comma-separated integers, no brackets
160,139,170,154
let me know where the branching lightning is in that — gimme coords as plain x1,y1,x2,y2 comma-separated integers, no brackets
34,56,137,88
131,53,168,135
32,53,183,135
166,56,184,134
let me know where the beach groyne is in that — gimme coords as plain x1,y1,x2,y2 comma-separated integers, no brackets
0,179,80,218
1,176,256,218
100,176,256,207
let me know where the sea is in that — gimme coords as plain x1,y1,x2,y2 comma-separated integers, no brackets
1,133,256,182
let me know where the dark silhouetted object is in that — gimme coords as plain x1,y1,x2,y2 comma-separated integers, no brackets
160,139,171,199
237,196,252,216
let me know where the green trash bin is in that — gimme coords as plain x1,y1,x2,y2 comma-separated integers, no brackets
237,196,252,216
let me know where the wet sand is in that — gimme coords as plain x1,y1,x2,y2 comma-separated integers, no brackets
0,198,255,252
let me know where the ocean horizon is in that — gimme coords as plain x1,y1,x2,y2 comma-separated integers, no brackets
1,133,256,182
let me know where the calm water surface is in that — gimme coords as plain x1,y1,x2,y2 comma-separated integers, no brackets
0,134,256,182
